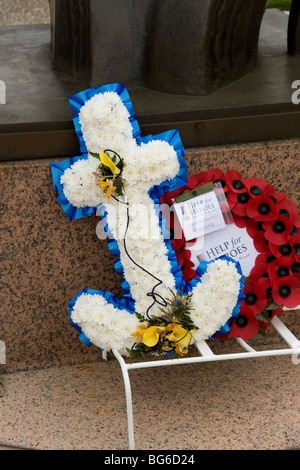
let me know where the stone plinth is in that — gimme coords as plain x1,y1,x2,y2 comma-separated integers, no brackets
50,0,267,95
1,139,299,373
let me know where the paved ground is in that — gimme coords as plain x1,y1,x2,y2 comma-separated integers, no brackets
0,0,50,26
0,350,299,451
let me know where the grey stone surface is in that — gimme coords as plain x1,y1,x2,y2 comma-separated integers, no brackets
0,9,299,158
0,10,297,128
50,0,268,95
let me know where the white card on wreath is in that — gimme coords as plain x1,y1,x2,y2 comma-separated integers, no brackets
174,190,226,241
188,224,260,277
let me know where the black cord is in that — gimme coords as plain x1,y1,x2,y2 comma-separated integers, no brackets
110,193,167,320
123,205,167,320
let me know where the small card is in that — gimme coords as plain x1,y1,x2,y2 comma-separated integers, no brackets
174,189,226,241
188,224,260,276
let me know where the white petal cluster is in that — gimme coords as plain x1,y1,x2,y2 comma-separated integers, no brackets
190,259,241,342
79,92,134,154
59,91,180,210
71,293,140,355
122,140,180,189
60,156,102,208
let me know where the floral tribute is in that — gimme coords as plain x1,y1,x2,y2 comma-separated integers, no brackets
161,168,300,340
51,84,245,358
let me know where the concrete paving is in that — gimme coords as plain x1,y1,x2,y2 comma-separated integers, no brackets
0,350,299,451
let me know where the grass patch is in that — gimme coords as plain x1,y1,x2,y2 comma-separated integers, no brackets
267,0,292,10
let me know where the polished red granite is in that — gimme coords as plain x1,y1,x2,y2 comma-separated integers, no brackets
0,138,299,373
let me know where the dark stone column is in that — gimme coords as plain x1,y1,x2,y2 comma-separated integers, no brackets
50,0,268,95
288,0,300,55
146,0,267,95
50,0,91,80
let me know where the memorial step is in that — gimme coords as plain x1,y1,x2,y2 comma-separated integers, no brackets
0,354,299,450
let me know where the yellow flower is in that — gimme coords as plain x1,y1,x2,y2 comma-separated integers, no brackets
165,324,193,346
132,324,166,348
132,323,148,342
97,179,117,200
142,326,166,347
174,343,188,355
99,150,120,176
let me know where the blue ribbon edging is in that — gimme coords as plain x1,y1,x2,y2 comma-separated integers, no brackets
51,83,189,348
52,83,243,349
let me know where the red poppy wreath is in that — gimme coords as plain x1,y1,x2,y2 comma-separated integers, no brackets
160,168,300,341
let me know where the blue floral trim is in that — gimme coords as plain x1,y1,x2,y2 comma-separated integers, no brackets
68,288,135,350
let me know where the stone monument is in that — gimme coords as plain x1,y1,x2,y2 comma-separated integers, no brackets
50,0,268,95
288,0,300,55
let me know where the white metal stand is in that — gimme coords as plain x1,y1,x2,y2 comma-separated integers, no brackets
110,315,300,450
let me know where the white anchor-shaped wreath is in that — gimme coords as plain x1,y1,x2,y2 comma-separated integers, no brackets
51,84,244,357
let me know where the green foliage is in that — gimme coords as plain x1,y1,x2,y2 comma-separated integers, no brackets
89,151,125,197
158,288,198,330
267,0,292,10
129,289,198,359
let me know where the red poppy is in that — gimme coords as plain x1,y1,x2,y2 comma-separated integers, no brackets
252,231,269,254
246,219,265,239
258,276,272,300
267,256,299,283
163,187,185,206
227,191,251,217
243,178,273,198
276,198,300,225
186,168,225,190
246,193,278,222
245,219,269,253
249,254,270,280
182,257,198,284
186,174,203,189
289,232,300,262
240,279,268,315
262,216,294,246
268,240,293,259
224,170,245,193
232,213,247,229
229,307,260,340
175,249,185,268
272,276,300,309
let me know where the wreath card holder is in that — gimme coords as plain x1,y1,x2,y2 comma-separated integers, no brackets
51,84,300,450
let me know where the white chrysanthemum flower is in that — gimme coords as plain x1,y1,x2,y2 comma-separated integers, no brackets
60,157,102,208
70,293,140,355
79,92,134,154
190,259,241,342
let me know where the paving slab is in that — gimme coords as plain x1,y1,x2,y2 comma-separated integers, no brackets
0,353,299,451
